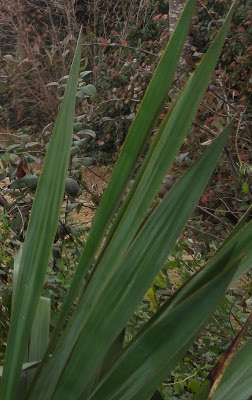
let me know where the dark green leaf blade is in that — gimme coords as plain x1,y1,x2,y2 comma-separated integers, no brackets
73,0,236,312
211,339,252,400
46,3,236,373
46,0,198,354
26,297,50,385
28,122,231,400
28,2,236,398
89,223,252,400
36,3,237,396
0,29,82,400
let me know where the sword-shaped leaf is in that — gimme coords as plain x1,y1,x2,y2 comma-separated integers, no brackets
0,28,82,400
45,0,198,355
34,8,236,394
88,221,252,400
211,339,252,400
28,121,232,400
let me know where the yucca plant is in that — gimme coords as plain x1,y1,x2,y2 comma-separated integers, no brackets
1,0,251,399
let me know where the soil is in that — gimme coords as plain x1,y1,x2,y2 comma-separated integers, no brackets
71,165,112,227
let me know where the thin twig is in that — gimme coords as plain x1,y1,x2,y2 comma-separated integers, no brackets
79,202,97,210
200,102,232,118
187,225,223,240
82,41,159,58
93,97,140,109
84,165,109,183
164,371,198,386
196,205,230,226
209,89,239,113
198,0,238,59
234,109,246,168
229,308,244,329
193,122,240,189
198,1,215,22
213,192,239,221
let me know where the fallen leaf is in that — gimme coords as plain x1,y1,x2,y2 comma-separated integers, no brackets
120,38,127,46
99,37,107,45
16,160,30,178
153,14,162,21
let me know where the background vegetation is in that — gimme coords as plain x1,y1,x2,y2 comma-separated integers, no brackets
0,0,251,398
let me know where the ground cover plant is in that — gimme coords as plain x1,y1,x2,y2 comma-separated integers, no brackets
0,0,251,399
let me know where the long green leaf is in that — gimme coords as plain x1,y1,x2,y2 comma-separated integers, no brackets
0,29,82,400
193,313,252,400
227,206,252,285
231,244,252,286
218,205,252,285
26,296,50,385
11,246,22,309
211,339,252,400
43,3,236,396
28,3,235,397
88,223,252,400
45,0,198,355
28,123,231,399
85,0,235,287
11,245,50,386
73,0,235,317
223,205,251,244
0,362,40,378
